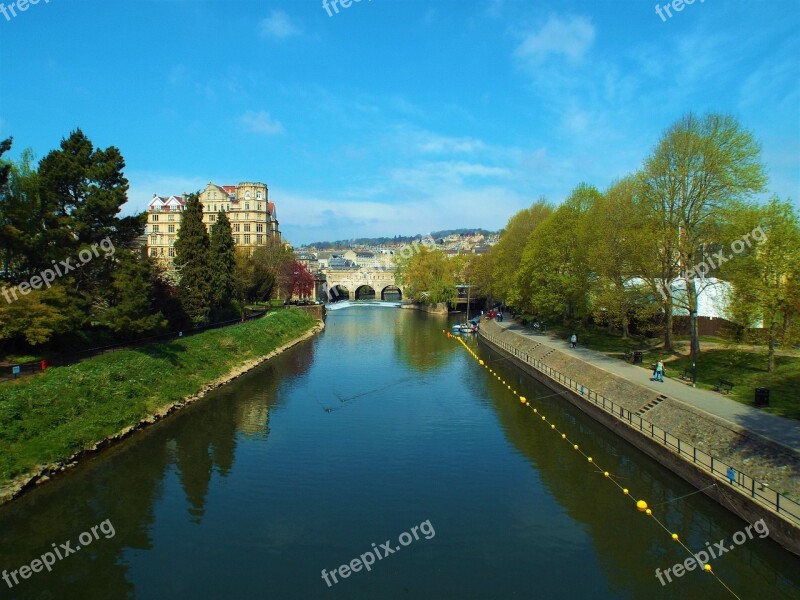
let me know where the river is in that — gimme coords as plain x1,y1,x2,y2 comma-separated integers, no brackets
0,306,798,599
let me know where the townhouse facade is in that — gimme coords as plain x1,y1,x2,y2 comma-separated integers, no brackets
146,181,281,265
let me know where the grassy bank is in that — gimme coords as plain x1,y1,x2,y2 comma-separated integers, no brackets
664,350,800,420
0,310,317,486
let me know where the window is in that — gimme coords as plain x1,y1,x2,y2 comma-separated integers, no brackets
168,224,175,233
245,203,250,210
256,191,262,199
168,247,175,257
257,203,262,211
150,248,157,257
256,223,264,233
168,214,174,221
226,204,230,212
245,213,249,220
234,224,240,232
234,235,240,244
244,235,251,244
245,191,251,200
152,214,159,222
257,235,264,244
244,224,250,232
152,225,159,233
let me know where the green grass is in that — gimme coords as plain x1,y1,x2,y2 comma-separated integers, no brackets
665,350,800,420
547,323,661,354
0,310,317,485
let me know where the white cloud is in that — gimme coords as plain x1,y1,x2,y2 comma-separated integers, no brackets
515,15,595,64
416,133,485,154
239,110,285,135
258,10,301,40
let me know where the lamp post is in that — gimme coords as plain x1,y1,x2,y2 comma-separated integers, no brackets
691,310,698,387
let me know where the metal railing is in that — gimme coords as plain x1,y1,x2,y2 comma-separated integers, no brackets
481,331,800,526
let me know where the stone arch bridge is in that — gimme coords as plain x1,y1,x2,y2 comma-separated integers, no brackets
321,269,404,301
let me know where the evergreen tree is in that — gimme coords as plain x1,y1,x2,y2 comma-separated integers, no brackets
209,210,236,314
101,249,167,336
173,193,211,325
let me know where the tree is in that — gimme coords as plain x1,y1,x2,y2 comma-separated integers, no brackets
279,260,314,300
100,250,167,336
491,199,552,305
516,184,600,323
640,113,767,352
582,177,657,337
396,246,457,305
209,210,236,314
173,192,211,325
724,198,800,372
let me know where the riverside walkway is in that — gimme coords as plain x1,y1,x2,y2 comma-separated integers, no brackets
493,319,800,453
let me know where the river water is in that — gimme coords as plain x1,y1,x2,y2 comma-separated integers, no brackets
0,306,798,599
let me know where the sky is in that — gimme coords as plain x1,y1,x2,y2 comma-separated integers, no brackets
1,0,798,245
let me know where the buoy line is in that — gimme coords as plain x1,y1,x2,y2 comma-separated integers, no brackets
445,331,743,599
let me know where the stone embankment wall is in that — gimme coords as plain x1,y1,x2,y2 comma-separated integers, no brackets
479,319,800,556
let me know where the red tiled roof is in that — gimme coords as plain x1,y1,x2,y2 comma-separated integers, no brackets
222,186,236,193
268,202,275,214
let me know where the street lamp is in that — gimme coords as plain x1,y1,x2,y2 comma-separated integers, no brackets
691,310,698,387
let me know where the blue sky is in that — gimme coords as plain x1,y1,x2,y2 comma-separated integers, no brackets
1,0,798,245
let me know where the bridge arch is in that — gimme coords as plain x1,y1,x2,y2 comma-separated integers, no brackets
381,285,402,301
355,285,376,300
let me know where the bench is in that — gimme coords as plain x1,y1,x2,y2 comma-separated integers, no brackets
713,379,734,394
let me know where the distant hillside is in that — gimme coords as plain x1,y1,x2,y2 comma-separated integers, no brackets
305,229,496,250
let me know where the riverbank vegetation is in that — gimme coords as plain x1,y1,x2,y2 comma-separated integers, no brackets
0,309,316,488
471,112,799,378
0,132,314,364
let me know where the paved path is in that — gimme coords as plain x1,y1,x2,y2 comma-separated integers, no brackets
493,320,800,453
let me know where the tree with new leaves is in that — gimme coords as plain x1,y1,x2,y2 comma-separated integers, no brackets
723,198,800,372
395,246,458,305
491,200,552,306
582,177,658,337
516,184,600,323
640,113,767,351
209,210,236,315
173,192,211,325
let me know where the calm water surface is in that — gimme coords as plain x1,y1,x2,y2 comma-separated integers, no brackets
0,307,798,599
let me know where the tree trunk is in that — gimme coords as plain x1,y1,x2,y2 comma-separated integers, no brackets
768,320,776,373
664,307,673,351
622,317,630,339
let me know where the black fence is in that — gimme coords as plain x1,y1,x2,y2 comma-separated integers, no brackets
482,332,800,526
0,309,267,384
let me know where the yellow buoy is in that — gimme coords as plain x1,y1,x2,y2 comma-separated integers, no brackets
587,457,593,463
703,564,712,573
603,472,609,477
533,408,538,413
574,445,579,450
646,509,652,516
479,360,484,366
520,396,526,403
550,424,555,429
623,488,629,495
541,416,546,421
562,434,566,439
671,533,679,541
636,500,648,512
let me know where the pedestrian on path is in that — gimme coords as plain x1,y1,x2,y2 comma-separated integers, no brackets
726,466,736,485
654,360,665,382
570,333,577,349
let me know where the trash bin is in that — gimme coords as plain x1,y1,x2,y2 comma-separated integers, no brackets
755,388,770,407
633,351,644,364
40,359,49,371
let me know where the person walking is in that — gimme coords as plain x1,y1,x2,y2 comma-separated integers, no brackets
570,333,577,349
654,359,665,382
